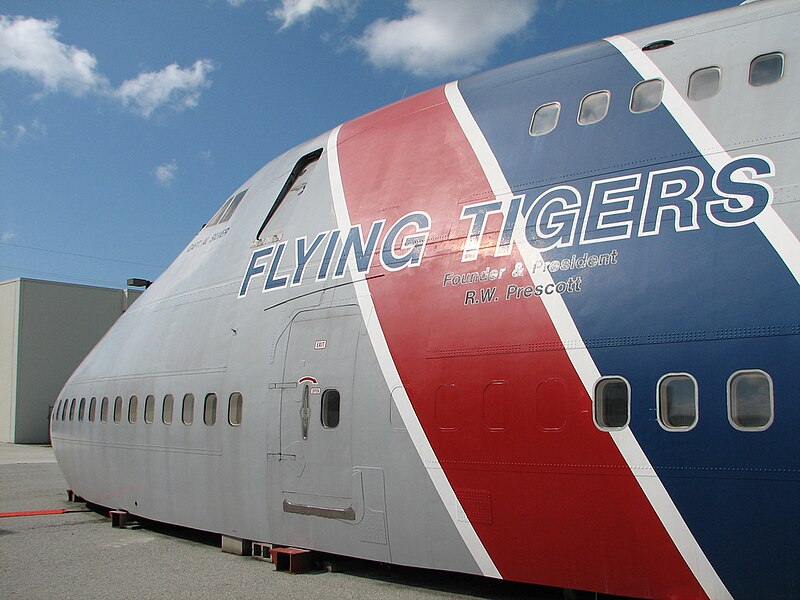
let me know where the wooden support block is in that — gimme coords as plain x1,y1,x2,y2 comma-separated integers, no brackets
66,489,84,503
109,510,128,528
269,547,315,573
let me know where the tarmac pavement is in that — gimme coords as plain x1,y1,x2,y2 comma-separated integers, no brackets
0,443,569,600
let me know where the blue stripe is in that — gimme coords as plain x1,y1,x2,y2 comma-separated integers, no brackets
459,40,800,598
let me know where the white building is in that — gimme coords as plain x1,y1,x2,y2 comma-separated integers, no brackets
0,278,141,443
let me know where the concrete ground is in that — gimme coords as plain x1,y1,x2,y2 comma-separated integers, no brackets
0,443,571,600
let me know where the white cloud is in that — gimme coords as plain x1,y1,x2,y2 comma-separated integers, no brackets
154,160,178,186
0,113,47,146
2,231,17,243
115,60,215,118
272,0,354,29
357,0,539,77
0,15,214,119
0,15,108,95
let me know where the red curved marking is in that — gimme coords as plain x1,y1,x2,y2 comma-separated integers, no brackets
335,86,707,598
298,376,318,384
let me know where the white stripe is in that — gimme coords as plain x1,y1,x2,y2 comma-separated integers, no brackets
608,34,800,286
325,124,501,579
445,80,732,599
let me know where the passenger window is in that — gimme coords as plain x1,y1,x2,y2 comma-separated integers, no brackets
182,393,194,425
88,397,97,422
69,398,76,421
204,393,217,426
144,395,155,424
128,395,138,423
228,392,243,426
321,389,340,429
78,398,86,422
578,91,610,125
594,377,629,430
113,396,123,423
529,102,560,136
101,397,109,422
61,400,69,421
256,148,322,241
630,79,664,113
749,52,784,87
728,370,773,430
687,66,720,101
162,394,174,425
657,374,697,430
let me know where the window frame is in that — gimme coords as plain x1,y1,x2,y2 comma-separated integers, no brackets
529,101,561,137
630,78,664,114
100,396,109,423
320,389,341,430
113,396,123,423
577,90,611,126
162,394,174,425
144,395,155,424
204,393,217,427
182,393,195,426
88,397,97,422
228,392,243,427
128,395,138,424
727,369,774,431
656,373,698,431
592,376,631,431
749,52,784,87
687,66,721,101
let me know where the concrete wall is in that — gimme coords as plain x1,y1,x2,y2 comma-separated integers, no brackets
0,279,141,443
0,280,20,443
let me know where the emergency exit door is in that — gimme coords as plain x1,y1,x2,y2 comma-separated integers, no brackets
280,305,360,517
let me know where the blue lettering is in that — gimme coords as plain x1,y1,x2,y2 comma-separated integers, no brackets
335,220,385,277
238,247,274,298
316,229,341,280
381,212,431,271
708,155,774,226
639,166,702,236
264,242,289,290
292,232,327,286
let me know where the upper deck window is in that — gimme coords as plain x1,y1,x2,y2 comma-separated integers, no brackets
630,79,664,114
578,91,610,126
749,52,784,87
687,66,720,101
256,148,322,241
529,102,560,136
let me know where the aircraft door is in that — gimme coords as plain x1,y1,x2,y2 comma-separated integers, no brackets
279,305,360,517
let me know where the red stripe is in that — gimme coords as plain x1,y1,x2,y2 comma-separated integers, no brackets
0,508,67,518
336,86,706,598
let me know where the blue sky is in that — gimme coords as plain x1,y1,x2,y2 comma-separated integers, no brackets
0,0,739,289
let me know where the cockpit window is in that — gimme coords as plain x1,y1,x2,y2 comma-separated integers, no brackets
206,189,248,228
